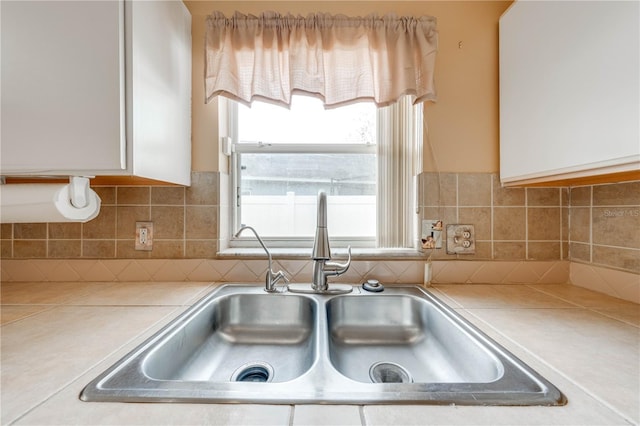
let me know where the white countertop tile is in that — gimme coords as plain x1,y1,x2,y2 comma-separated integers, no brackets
1,281,638,425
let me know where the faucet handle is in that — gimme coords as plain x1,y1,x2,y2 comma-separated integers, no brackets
325,246,351,274
274,270,289,284
265,269,289,292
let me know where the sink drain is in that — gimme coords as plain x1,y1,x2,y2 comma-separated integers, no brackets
230,362,274,383
369,362,413,384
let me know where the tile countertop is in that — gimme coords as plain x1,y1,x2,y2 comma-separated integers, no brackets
1,281,638,426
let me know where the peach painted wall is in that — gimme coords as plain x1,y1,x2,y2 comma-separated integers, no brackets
184,1,512,174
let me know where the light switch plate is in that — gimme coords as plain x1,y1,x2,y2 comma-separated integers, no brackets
446,224,475,254
421,220,443,249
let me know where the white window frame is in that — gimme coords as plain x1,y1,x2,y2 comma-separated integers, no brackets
226,97,422,250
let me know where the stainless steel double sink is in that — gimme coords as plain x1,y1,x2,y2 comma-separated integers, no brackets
80,284,565,405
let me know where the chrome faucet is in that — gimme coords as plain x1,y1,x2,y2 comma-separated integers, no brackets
234,225,288,292
311,191,351,292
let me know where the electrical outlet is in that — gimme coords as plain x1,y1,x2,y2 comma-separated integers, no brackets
446,224,475,254
135,222,153,251
421,219,443,249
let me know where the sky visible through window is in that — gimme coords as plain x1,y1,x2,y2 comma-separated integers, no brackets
238,96,376,145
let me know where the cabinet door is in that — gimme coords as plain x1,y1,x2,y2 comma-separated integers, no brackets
499,1,639,185
1,0,125,174
127,0,192,185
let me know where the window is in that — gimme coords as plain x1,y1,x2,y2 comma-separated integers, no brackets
229,95,422,249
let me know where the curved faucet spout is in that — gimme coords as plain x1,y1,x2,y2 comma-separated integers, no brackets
235,225,288,292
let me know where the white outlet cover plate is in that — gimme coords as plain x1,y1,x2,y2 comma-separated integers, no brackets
135,221,154,251
446,224,475,254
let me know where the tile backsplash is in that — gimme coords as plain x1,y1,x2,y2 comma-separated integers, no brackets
419,173,568,262
568,181,640,273
1,173,638,276
419,173,639,275
1,172,221,260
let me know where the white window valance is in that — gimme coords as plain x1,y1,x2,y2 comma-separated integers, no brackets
205,11,438,108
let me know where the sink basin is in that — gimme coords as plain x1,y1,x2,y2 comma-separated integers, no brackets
143,293,315,383
327,295,502,384
81,284,565,405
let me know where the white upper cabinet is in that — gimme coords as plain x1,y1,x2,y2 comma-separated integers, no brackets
1,0,192,185
499,1,639,186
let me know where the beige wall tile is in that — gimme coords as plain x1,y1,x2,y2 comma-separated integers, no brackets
14,223,46,239
592,245,640,272
151,186,185,205
458,207,491,240
83,205,116,239
592,207,640,248
494,242,526,260
48,223,81,239
570,186,591,206
92,186,116,204
116,206,151,239
569,207,590,243
527,187,560,206
422,206,457,226
186,206,218,239
82,240,115,258
528,207,561,241
116,241,150,259
151,241,185,258
1,223,13,239
493,207,525,240
492,174,525,206
13,240,46,258
1,240,12,258
151,206,185,239
528,242,561,260
117,187,150,205
470,241,493,259
458,173,491,206
186,240,218,258
422,172,457,207
569,242,591,263
48,240,81,258
593,181,640,206
186,171,218,205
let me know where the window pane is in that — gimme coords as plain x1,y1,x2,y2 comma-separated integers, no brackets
240,153,376,238
238,96,376,145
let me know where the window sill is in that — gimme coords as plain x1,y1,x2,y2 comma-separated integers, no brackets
217,247,427,260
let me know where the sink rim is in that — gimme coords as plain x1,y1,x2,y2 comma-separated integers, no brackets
80,284,566,406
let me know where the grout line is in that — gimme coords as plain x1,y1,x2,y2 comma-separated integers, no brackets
359,405,368,426
525,284,640,328
288,405,295,426
7,305,185,425
524,188,529,260
460,306,639,425
589,186,594,264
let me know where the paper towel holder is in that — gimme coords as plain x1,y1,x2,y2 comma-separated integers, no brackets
69,176,91,208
